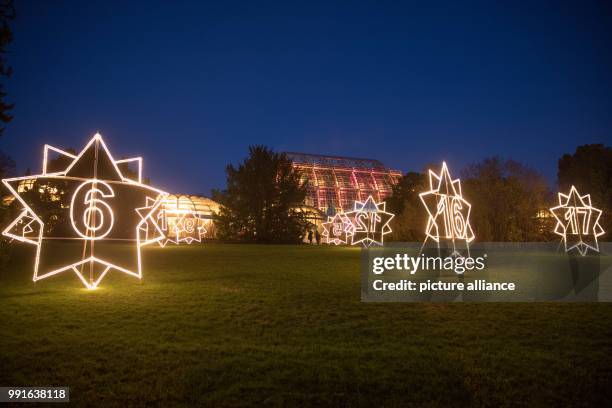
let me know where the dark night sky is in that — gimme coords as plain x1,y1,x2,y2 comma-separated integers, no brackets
3,0,611,195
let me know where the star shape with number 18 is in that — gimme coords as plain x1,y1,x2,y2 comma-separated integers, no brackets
322,212,354,245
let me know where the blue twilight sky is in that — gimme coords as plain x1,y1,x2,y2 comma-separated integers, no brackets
2,0,611,195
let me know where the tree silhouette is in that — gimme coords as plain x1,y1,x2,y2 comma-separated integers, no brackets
388,171,427,241
558,144,612,240
0,0,14,137
462,157,552,242
213,146,308,243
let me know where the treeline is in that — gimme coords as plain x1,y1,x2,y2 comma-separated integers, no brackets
0,1,14,266
389,144,611,242
211,143,610,244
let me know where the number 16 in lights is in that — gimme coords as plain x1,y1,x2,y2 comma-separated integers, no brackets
420,162,475,253
437,195,468,240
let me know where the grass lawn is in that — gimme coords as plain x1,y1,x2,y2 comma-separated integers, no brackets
0,243,611,406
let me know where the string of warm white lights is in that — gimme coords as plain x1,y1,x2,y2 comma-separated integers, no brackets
3,134,607,293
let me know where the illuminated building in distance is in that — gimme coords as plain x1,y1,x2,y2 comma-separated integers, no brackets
285,152,402,217
158,194,220,243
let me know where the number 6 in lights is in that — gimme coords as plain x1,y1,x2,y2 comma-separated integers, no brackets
70,181,115,240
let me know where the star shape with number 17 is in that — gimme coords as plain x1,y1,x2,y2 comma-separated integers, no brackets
550,185,605,256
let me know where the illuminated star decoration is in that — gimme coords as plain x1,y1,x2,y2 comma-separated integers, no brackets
322,212,354,245
158,196,207,246
175,214,206,244
345,196,394,247
550,186,605,256
2,133,167,289
419,162,474,254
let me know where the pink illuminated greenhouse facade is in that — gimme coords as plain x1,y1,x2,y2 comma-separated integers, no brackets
285,152,402,216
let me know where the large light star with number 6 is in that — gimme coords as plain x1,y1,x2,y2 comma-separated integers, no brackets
550,185,604,256
2,133,167,289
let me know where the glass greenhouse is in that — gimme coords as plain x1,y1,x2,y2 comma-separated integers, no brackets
285,152,402,216
158,194,220,242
